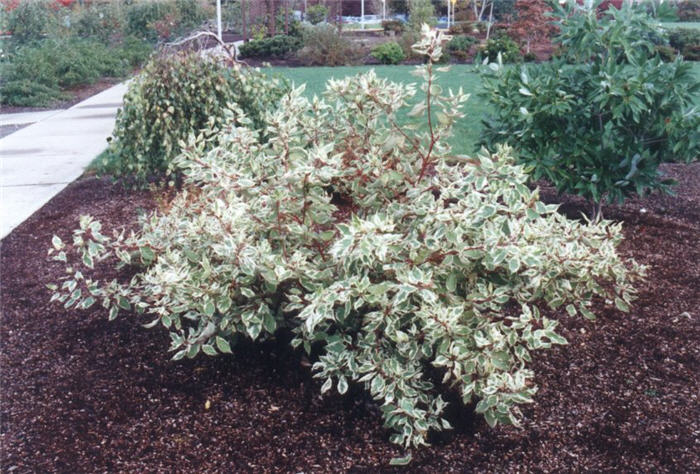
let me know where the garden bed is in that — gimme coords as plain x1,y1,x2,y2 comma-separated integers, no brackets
1,78,122,114
0,162,698,472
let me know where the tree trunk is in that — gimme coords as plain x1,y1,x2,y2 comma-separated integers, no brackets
338,0,344,32
266,0,276,37
486,0,494,39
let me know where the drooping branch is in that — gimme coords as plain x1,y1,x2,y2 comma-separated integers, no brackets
165,31,247,67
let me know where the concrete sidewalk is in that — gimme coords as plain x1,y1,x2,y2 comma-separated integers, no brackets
0,110,64,127
0,82,128,239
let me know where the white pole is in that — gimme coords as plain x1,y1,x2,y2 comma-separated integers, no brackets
361,0,365,29
382,0,386,20
216,0,222,41
447,0,450,28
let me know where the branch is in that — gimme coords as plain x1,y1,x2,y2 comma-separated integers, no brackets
165,30,249,67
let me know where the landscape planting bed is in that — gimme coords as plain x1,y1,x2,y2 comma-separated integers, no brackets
0,78,122,114
1,163,698,472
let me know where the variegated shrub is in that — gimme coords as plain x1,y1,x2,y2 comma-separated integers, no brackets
49,26,642,460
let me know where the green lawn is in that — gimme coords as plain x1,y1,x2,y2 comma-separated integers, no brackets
270,62,700,155
269,65,488,154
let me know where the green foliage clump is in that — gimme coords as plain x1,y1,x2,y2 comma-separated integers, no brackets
371,41,406,64
481,0,700,218
397,30,422,59
0,78,66,107
655,43,678,61
643,0,679,21
72,3,125,43
408,0,437,31
305,4,329,24
523,50,536,62
50,27,641,462
479,35,522,63
448,22,475,35
124,0,207,41
297,24,361,66
5,0,206,45
0,37,149,107
446,35,478,60
493,0,517,20
676,0,700,21
33,38,126,86
103,52,289,184
125,1,176,41
116,35,155,67
238,35,302,59
669,28,700,60
0,1,157,107
174,0,208,31
276,13,304,38
382,19,406,35
4,0,56,43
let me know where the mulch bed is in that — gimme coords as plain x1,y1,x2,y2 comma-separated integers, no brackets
1,163,698,472
239,35,555,67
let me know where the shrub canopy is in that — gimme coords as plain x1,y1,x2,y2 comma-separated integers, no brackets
481,0,699,217
50,26,641,463
104,52,289,185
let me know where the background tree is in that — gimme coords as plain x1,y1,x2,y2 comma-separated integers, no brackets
408,0,436,30
492,0,517,21
264,0,277,36
510,0,556,53
469,0,495,22
305,3,329,24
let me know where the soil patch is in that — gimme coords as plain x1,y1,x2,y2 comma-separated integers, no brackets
1,164,698,472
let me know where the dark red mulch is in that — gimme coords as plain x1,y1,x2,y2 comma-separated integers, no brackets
1,164,699,472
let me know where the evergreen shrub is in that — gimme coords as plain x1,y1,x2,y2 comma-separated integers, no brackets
371,41,406,64
297,24,361,66
3,0,55,43
305,4,328,24
669,28,700,60
238,35,302,59
0,37,147,106
481,1,699,218
479,35,522,63
446,35,478,60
